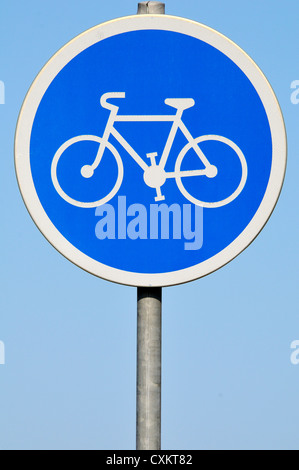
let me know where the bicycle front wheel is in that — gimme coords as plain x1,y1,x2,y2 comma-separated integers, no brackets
175,135,248,208
51,135,124,208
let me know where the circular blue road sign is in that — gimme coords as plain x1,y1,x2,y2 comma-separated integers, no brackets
15,15,287,287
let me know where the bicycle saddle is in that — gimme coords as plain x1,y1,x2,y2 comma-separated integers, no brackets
165,98,195,111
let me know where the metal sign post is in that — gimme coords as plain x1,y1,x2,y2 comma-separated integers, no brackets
137,286,162,450
137,1,165,14
136,1,165,453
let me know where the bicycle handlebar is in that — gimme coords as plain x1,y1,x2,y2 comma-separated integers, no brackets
100,92,126,111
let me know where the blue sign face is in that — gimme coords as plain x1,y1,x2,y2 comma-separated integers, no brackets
15,16,286,286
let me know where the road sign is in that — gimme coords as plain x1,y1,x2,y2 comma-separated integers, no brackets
15,14,287,287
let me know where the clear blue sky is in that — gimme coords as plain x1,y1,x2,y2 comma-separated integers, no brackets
0,0,299,450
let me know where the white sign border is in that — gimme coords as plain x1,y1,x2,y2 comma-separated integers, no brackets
15,14,287,287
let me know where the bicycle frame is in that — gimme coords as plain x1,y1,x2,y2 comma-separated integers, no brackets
90,93,213,181
51,93,246,208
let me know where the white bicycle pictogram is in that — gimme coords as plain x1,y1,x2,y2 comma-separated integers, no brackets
51,92,248,208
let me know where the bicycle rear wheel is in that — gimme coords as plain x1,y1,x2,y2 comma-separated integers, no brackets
175,135,248,208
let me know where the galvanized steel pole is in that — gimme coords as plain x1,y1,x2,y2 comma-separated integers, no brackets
136,2,165,451
137,1,165,14
137,287,162,450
